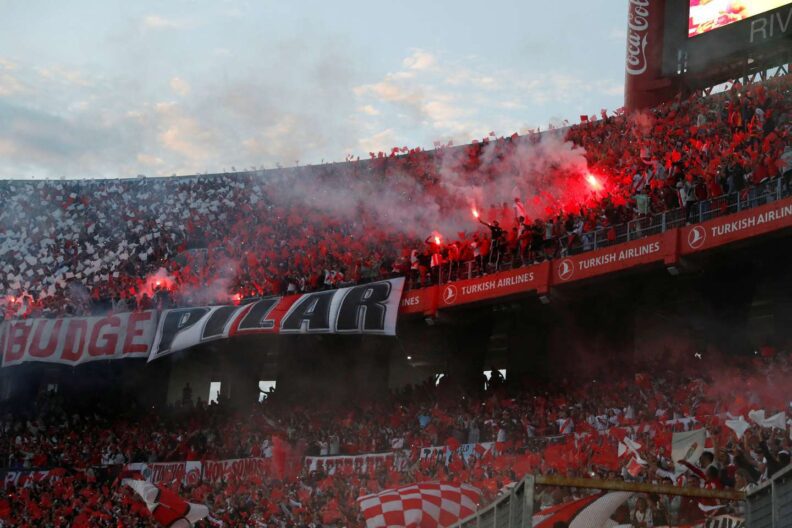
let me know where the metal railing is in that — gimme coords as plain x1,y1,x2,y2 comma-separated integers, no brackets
417,177,791,287
453,474,750,528
454,476,534,528
746,465,792,528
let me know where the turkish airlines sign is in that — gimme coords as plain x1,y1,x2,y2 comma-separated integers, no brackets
438,264,544,308
681,198,792,255
399,286,438,315
148,278,405,361
553,232,672,283
0,311,156,367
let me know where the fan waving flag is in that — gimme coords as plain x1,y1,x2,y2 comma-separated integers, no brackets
123,479,209,527
357,482,480,528
532,492,632,528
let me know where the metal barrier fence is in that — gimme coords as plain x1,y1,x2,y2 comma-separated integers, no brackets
455,476,535,528
423,177,791,287
452,475,747,528
746,465,792,528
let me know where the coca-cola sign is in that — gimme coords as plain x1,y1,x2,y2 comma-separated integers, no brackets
626,0,650,76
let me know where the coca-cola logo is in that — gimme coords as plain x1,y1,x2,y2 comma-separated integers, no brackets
626,0,650,76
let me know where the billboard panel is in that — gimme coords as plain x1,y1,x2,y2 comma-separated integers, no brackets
688,0,791,37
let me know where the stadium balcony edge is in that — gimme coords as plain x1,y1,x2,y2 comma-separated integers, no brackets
399,189,792,318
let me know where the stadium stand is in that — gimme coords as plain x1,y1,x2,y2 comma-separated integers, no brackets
0,341,788,526
1,72,792,527
2,76,791,321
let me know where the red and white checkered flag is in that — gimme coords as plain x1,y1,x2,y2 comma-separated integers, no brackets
357,482,481,528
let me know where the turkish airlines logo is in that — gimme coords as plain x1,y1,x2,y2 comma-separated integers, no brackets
558,259,575,281
442,285,458,305
687,226,707,249
626,0,649,76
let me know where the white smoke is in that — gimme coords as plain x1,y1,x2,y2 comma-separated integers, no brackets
265,131,594,243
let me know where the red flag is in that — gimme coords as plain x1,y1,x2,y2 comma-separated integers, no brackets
533,492,631,527
626,457,644,478
123,479,208,527
271,436,304,480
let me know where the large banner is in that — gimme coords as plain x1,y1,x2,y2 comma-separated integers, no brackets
438,263,548,308
0,311,157,367
680,197,792,255
552,230,676,285
148,278,405,361
123,461,203,485
1,469,56,489
399,285,438,315
304,451,410,476
418,442,495,466
202,457,270,483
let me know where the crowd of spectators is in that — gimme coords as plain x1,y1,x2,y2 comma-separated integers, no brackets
2,76,792,321
0,344,788,526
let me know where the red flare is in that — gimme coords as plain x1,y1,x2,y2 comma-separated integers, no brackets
585,173,603,191
472,209,480,219
434,236,441,245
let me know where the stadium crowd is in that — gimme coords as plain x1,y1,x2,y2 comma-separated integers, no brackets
0,346,789,526
2,75,792,321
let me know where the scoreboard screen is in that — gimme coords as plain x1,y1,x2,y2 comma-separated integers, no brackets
688,0,791,37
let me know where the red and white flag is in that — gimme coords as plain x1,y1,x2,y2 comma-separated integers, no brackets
357,482,480,528
618,437,642,458
123,479,209,527
626,456,645,477
533,492,632,528
748,410,787,431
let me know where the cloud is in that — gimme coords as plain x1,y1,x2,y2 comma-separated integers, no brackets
0,73,25,97
142,15,184,30
155,102,217,162
136,153,164,167
34,66,91,87
351,48,625,152
422,98,469,129
0,99,129,178
0,58,17,71
402,49,436,71
598,82,624,97
0,33,625,180
354,79,422,105
609,27,627,41
359,105,380,116
357,128,398,154
169,77,191,97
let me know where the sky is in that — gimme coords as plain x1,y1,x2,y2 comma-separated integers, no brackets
0,0,629,180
